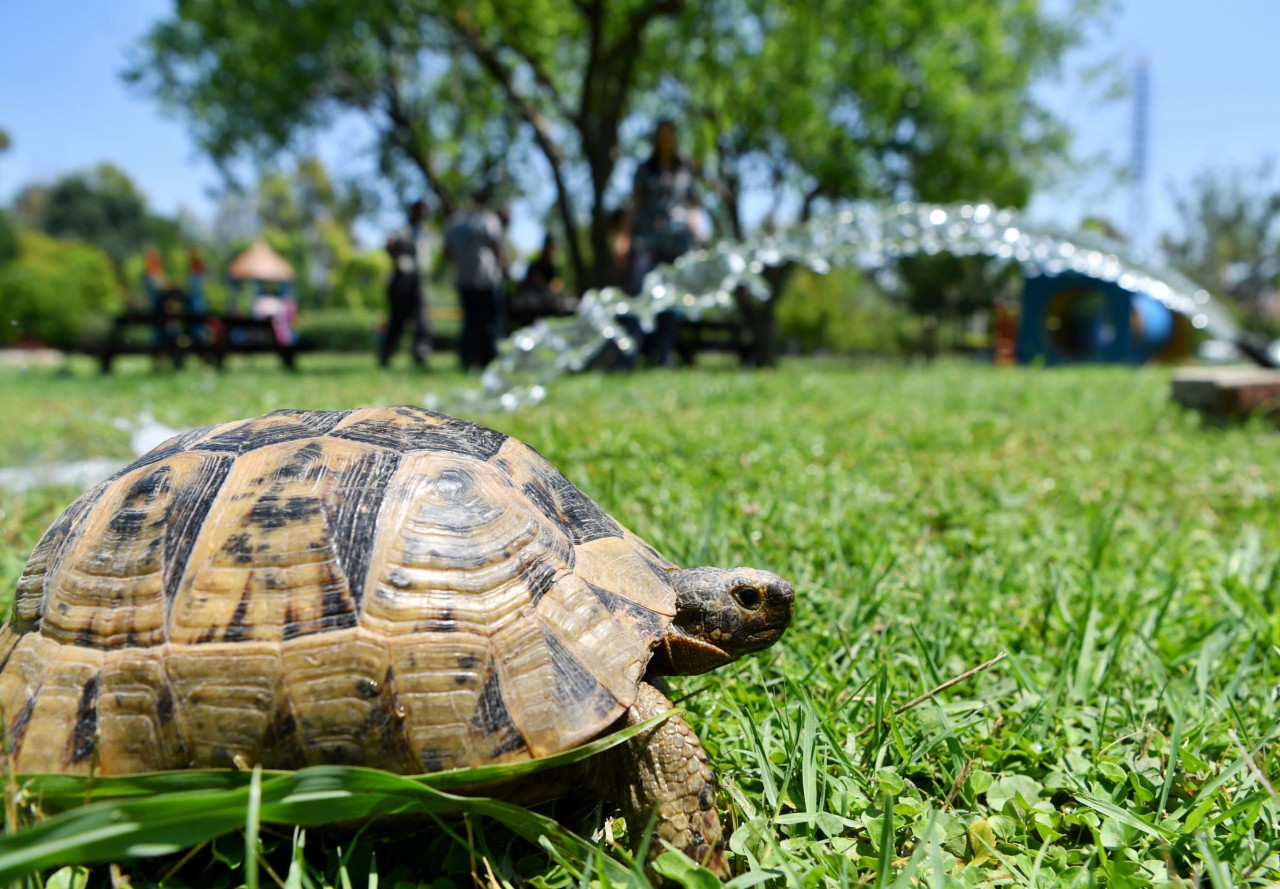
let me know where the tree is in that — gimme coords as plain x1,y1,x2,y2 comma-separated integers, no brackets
0,126,16,267
655,0,1106,362
206,156,373,308
674,0,1103,234
1160,162,1280,331
14,164,151,267
0,211,17,269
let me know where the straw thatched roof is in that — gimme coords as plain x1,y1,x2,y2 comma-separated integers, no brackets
227,241,295,282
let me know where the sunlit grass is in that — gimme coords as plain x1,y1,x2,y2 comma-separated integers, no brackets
1,354,1278,887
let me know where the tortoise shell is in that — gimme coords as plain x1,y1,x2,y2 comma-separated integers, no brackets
0,407,678,776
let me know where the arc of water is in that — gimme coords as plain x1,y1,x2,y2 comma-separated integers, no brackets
426,202,1239,414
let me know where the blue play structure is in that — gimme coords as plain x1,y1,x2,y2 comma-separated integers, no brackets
1016,271,1190,365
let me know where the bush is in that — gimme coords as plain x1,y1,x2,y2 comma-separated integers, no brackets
328,250,391,311
296,305,462,353
776,267,909,355
0,210,19,268
0,231,122,347
295,307,380,352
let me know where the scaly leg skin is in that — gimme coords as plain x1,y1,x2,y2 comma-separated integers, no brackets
588,681,729,882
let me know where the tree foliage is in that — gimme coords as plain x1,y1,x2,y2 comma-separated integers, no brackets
674,0,1101,238
126,0,697,287
1160,162,1280,330
204,156,388,310
14,164,153,267
0,231,123,346
0,212,18,269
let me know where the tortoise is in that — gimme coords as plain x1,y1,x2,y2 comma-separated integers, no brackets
0,406,793,878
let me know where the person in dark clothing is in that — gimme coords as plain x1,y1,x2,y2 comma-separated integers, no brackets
619,119,703,367
445,187,507,371
525,233,563,293
379,199,433,369
509,233,576,329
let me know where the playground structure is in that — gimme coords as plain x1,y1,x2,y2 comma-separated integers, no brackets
226,241,299,348
1015,270,1193,365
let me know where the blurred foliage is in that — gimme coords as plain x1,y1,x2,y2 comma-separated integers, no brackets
11,164,164,268
673,0,1109,237
776,268,909,354
883,254,1022,357
330,249,393,311
0,231,122,346
208,157,384,310
297,306,461,353
1160,161,1280,334
0,129,19,269
296,308,380,353
0,210,19,268
5,155,390,322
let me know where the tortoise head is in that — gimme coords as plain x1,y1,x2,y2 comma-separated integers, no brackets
646,567,794,676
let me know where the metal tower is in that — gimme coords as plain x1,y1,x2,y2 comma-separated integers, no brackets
1129,57,1151,250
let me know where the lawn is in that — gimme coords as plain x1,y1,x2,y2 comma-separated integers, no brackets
0,353,1277,887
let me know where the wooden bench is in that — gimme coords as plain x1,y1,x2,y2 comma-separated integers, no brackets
93,310,299,373
676,318,753,366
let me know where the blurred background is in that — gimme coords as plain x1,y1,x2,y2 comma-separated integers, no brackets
1,0,1278,361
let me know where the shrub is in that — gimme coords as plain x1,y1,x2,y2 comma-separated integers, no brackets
0,231,122,347
295,307,380,352
776,267,909,355
296,305,462,353
327,250,392,310
0,210,18,268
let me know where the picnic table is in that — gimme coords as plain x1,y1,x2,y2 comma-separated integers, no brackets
93,309,299,373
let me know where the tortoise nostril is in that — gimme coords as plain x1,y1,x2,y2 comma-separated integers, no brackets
731,585,762,610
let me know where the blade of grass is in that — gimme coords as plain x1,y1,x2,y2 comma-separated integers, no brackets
873,791,895,889
0,766,641,885
245,765,262,889
27,708,673,812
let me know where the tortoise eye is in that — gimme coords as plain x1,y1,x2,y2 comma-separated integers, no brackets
731,585,762,610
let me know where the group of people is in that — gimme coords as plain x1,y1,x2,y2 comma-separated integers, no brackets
380,190,501,371
378,118,704,371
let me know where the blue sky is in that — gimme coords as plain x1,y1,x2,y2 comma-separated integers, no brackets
1,1,1278,254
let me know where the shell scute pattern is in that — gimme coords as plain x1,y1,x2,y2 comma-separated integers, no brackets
329,406,509,459
12,482,106,632
191,410,349,455
490,439,625,544
0,407,678,776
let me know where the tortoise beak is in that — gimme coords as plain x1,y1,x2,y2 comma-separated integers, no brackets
743,625,787,651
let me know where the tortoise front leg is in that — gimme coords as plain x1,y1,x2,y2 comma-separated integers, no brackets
588,681,729,880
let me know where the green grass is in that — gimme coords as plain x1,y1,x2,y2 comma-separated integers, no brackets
1,353,1279,887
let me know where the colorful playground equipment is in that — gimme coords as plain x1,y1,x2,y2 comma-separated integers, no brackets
1015,271,1194,365
226,241,298,347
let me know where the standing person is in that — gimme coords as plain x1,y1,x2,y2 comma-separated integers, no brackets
445,186,507,371
379,199,433,369
619,118,703,366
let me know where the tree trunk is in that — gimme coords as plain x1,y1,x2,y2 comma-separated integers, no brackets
582,127,622,289
734,263,793,368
